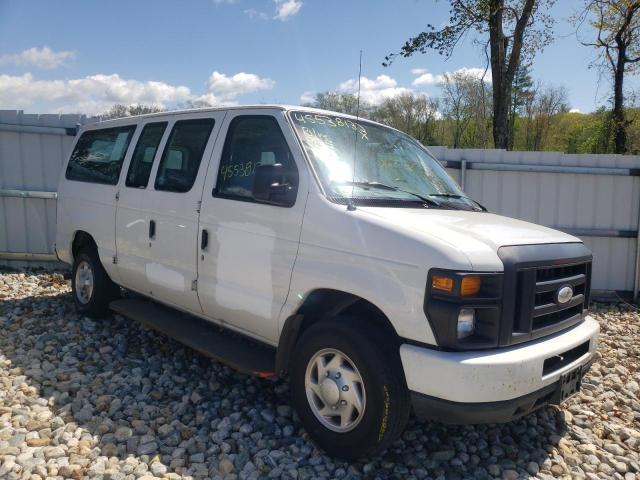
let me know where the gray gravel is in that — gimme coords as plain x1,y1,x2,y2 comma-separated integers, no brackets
0,269,638,480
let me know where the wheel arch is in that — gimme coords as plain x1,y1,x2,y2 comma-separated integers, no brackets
275,289,400,377
71,230,98,261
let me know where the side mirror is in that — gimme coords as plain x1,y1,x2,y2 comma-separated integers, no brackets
253,163,298,207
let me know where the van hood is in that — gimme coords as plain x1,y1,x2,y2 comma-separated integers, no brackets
358,207,580,270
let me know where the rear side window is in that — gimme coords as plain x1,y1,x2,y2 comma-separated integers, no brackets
65,126,136,185
154,118,215,193
126,122,167,188
214,116,297,201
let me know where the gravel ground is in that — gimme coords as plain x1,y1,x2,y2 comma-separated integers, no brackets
0,270,638,480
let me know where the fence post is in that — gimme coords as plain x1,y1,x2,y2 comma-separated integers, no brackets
634,199,640,302
460,159,467,190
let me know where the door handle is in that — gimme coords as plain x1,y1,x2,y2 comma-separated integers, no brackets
201,229,209,250
149,220,156,239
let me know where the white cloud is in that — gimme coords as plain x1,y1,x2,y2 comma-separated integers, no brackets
299,91,316,104
337,75,413,105
0,68,275,115
0,70,276,114
217,0,301,22
0,73,192,114
189,93,239,108
570,108,581,113
274,0,302,21
244,8,269,20
192,71,275,107
206,71,275,98
0,46,76,70
410,66,490,87
412,71,445,86
449,67,491,81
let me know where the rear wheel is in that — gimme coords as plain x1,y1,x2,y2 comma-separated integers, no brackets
71,248,119,318
290,318,410,460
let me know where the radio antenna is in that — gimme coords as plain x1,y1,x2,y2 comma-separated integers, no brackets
347,50,363,212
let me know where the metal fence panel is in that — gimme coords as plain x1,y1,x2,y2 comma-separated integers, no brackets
430,147,640,295
0,110,93,268
1,110,639,298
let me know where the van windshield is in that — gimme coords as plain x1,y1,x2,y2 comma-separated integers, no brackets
289,110,478,209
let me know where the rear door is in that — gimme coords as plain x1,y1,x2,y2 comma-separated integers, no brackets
141,112,225,313
59,123,137,284
197,109,309,343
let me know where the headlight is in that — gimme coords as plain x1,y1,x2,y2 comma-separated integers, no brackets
425,269,503,350
457,308,475,338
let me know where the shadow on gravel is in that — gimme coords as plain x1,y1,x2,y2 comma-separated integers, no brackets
0,286,567,479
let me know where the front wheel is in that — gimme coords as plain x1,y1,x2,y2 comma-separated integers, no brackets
290,318,410,460
71,248,119,318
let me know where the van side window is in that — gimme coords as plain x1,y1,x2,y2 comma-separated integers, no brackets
154,118,215,193
214,116,298,204
126,122,167,188
65,126,136,185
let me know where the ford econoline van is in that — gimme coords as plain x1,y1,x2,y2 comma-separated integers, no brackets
55,105,599,459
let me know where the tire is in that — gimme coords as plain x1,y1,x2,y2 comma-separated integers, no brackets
290,318,410,460
71,247,119,318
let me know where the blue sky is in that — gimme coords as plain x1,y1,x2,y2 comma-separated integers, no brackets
0,0,634,115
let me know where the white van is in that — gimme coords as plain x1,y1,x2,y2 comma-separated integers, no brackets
55,105,599,459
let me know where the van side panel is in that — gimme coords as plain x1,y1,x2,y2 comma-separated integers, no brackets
57,182,121,282
281,194,476,345
56,123,138,283
197,109,310,343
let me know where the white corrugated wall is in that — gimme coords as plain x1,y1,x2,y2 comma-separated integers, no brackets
431,146,640,294
0,110,638,296
0,110,94,268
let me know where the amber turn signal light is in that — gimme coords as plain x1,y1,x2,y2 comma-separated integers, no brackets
431,275,454,293
460,275,481,296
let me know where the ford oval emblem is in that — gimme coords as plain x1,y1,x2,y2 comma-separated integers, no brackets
556,285,574,304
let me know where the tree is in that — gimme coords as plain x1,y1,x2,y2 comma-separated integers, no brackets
509,62,535,149
522,84,568,150
563,107,615,153
100,104,165,120
439,71,493,148
371,93,440,145
303,92,364,116
440,72,473,148
576,0,640,153
384,0,556,149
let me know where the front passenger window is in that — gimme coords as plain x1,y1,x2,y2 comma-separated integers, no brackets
154,118,215,193
214,116,298,205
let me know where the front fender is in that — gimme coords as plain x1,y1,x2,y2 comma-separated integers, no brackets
281,243,436,345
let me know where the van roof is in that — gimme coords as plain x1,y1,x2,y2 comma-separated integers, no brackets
88,104,384,128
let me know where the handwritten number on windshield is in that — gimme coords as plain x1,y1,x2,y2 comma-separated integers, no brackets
294,113,368,140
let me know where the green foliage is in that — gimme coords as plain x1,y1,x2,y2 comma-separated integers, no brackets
384,0,557,148
302,92,364,116
370,93,440,145
305,89,639,154
100,104,165,120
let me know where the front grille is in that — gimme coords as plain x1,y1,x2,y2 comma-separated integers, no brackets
509,261,591,344
498,243,593,347
532,262,590,330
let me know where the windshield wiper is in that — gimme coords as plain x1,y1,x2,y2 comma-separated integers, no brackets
335,181,442,207
428,193,487,212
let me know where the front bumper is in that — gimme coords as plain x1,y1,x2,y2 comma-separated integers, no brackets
401,315,599,421
411,360,593,424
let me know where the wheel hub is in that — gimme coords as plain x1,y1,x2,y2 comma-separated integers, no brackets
74,260,94,305
304,348,366,433
319,377,341,406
